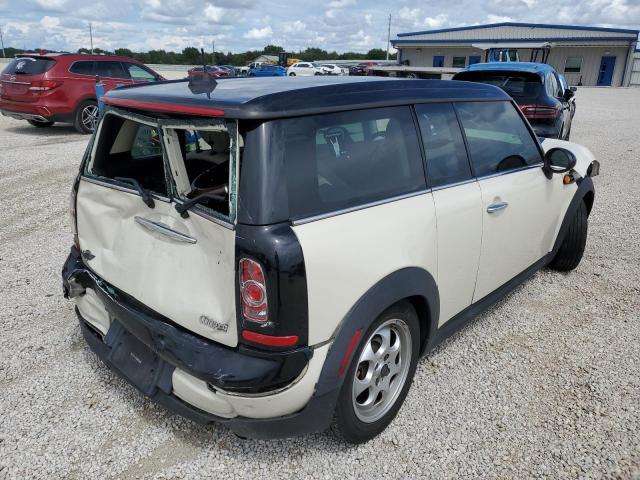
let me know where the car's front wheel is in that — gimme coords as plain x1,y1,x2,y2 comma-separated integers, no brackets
549,201,588,271
331,301,420,444
27,119,55,128
74,100,99,134
289,72,296,76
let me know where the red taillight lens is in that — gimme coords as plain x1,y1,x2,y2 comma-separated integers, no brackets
28,80,62,92
239,258,268,322
520,104,560,119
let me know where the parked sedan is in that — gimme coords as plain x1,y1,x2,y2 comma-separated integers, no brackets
286,62,326,76
348,62,378,76
187,66,229,80
248,64,287,77
322,64,349,75
453,62,576,140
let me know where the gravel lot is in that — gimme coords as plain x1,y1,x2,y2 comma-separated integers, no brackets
0,88,639,479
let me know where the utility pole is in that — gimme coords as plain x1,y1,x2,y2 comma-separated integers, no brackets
89,23,94,54
0,27,6,58
212,40,215,64
386,14,391,61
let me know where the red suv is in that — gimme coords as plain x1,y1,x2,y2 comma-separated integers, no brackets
0,53,163,133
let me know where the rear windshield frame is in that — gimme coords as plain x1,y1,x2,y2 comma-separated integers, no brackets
83,107,239,227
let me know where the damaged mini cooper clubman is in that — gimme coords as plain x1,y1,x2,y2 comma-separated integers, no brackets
62,76,599,443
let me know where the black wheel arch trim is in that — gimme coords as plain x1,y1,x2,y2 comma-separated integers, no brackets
551,175,594,257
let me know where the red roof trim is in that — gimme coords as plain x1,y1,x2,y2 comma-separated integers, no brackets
102,96,225,117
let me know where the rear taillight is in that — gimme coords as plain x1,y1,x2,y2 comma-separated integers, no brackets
28,80,62,92
239,258,268,323
520,104,560,119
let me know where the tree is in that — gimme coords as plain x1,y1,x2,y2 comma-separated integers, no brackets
262,44,284,55
181,47,201,64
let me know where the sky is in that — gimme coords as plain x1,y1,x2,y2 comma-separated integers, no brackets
0,0,638,54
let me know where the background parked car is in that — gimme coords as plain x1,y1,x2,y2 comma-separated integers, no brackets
286,62,326,76
216,65,238,77
248,64,287,77
453,62,576,140
187,65,229,80
322,64,349,75
0,53,163,133
349,61,379,76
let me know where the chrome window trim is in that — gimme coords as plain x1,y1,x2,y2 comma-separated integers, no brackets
291,189,432,226
81,176,171,203
431,177,477,192
475,162,544,181
1,80,31,85
183,203,235,230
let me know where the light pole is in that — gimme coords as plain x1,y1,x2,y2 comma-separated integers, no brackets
89,23,94,54
0,26,6,58
386,14,391,61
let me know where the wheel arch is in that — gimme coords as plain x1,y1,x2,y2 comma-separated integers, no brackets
551,176,595,257
313,267,439,404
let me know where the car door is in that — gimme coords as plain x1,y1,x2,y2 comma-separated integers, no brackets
455,101,562,302
415,103,482,325
298,63,312,76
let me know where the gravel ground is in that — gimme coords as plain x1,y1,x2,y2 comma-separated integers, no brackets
0,88,639,479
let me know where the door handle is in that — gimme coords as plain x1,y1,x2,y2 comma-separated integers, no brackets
134,216,197,244
487,201,509,213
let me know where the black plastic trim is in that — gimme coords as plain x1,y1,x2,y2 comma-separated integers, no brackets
235,222,309,347
62,247,311,394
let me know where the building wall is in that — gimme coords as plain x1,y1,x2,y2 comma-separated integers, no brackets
399,44,633,86
631,52,640,87
400,24,638,43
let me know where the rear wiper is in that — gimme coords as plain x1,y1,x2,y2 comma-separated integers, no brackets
175,192,226,218
114,177,155,208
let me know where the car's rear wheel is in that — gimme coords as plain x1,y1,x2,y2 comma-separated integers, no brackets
74,100,99,134
27,119,55,128
331,301,420,444
549,201,588,271
289,72,296,76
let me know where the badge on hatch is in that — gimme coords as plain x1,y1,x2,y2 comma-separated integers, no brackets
199,315,228,333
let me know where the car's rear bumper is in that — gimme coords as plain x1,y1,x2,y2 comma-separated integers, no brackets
0,100,74,123
62,246,338,438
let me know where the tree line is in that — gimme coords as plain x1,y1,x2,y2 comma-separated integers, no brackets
2,45,395,65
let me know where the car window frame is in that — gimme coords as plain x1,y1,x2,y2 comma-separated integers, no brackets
452,99,544,181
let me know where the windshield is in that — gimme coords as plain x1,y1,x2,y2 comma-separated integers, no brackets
2,57,56,75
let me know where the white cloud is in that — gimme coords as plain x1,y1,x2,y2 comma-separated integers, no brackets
328,0,355,8
39,15,60,29
283,20,306,33
243,25,273,40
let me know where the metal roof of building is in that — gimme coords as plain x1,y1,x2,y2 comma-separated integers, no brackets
463,62,556,74
103,76,509,119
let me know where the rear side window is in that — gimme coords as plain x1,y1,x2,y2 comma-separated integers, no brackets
94,61,128,79
456,101,542,177
277,106,426,219
69,61,94,76
415,103,471,187
89,114,167,195
125,64,156,81
2,57,56,75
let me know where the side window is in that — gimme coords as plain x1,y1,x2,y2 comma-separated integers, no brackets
564,56,582,73
94,61,129,79
131,125,162,159
456,101,542,177
69,61,94,75
546,73,560,97
415,103,472,188
126,63,156,81
278,106,426,219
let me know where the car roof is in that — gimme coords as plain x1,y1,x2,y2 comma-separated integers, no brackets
104,76,509,120
17,53,143,63
463,62,556,75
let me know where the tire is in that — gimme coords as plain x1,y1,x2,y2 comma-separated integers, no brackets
27,119,55,128
548,201,588,271
289,72,296,76
73,100,99,134
331,301,420,444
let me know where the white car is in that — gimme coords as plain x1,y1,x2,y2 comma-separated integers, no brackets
62,77,599,444
286,62,326,76
322,64,349,75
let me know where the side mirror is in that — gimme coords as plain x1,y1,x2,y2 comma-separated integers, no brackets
543,147,577,179
570,86,577,92
563,88,574,100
